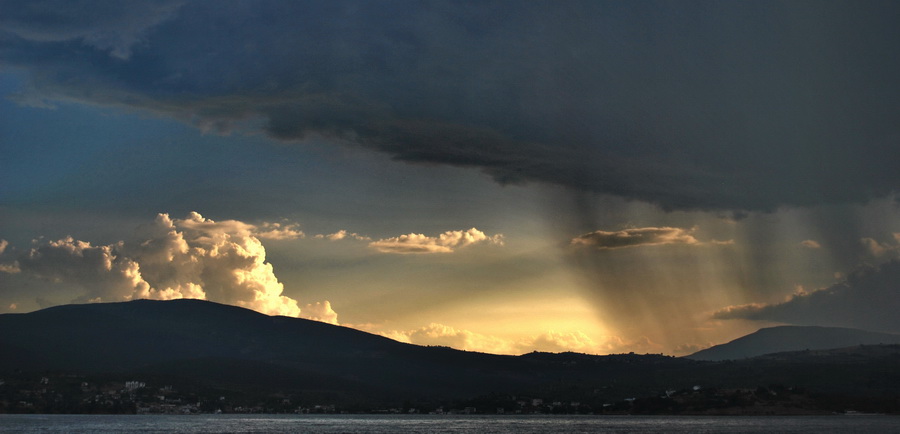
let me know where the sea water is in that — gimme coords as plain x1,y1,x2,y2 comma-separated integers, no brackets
1,414,898,433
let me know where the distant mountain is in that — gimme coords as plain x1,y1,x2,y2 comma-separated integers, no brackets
687,325,900,361
5,300,900,414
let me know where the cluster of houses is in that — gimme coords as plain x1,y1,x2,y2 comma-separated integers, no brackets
6,374,756,415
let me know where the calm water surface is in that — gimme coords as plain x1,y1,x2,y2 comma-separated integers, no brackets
1,414,898,433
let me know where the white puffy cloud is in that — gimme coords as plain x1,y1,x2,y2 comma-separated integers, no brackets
302,300,338,325
254,222,305,240
369,228,503,254
11,212,336,320
314,230,370,241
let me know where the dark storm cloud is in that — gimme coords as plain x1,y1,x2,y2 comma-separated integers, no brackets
3,0,900,212
713,260,900,333
0,0,183,59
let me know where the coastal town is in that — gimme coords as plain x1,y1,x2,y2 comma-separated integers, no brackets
0,372,873,415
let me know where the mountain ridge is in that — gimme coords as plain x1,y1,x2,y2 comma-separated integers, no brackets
0,299,576,401
687,325,900,361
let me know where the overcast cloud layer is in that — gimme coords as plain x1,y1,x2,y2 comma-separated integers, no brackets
3,0,900,213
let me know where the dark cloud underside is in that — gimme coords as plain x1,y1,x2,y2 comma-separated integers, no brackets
714,260,900,333
3,0,900,212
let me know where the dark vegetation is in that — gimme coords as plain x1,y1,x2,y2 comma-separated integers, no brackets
2,299,900,414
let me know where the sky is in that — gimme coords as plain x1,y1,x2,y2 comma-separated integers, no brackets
2,0,900,356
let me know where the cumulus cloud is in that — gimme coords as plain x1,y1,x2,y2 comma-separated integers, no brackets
381,323,515,354
314,230,370,242
4,1,900,212
373,323,656,355
254,221,304,240
17,237,150,302
712,260,900,333
11,212,335,320
369,228,503,254
570,227,705,250
525,331,606,354
302,300,338,325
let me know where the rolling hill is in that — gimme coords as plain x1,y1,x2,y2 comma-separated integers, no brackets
0,299,692,403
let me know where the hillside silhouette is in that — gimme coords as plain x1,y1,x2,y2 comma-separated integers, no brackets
3,300,900,413
688,325,900,361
